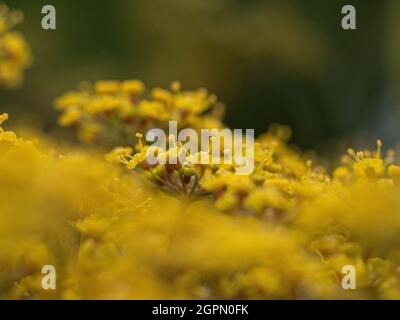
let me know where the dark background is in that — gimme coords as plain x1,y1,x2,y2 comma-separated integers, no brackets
1,0,400,155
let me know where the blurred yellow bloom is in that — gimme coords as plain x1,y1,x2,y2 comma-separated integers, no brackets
55,80,224,145
0,113,17,143
0,3,31,88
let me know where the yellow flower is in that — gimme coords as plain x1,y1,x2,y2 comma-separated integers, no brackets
137,100,169,121
0,112,8,125
58,108,81,126
121,80,145,95
0,4,32,88
95,81,119,94
152,87,173,104
0,113,17,143
54,92,87,111
339,140,391,181
105,146,133,163
126,151,147,169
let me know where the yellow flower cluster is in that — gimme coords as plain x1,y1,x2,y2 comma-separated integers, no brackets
0,74,398,300
291,141,400,299
0,3,32,88
55,80,224,145
0,113,17,143
4,110,400,299
0,114,336,299
106,132,218,197
105,117,328,220
201,126,329,218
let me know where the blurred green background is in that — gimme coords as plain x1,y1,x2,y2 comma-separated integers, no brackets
1,0,400,153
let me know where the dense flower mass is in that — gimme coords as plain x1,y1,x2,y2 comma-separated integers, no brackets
4,103,400,299
0,79,391,300
0,1,398,297
0,3,31,88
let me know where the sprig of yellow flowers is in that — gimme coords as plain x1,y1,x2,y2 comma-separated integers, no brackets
55,80,224,146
